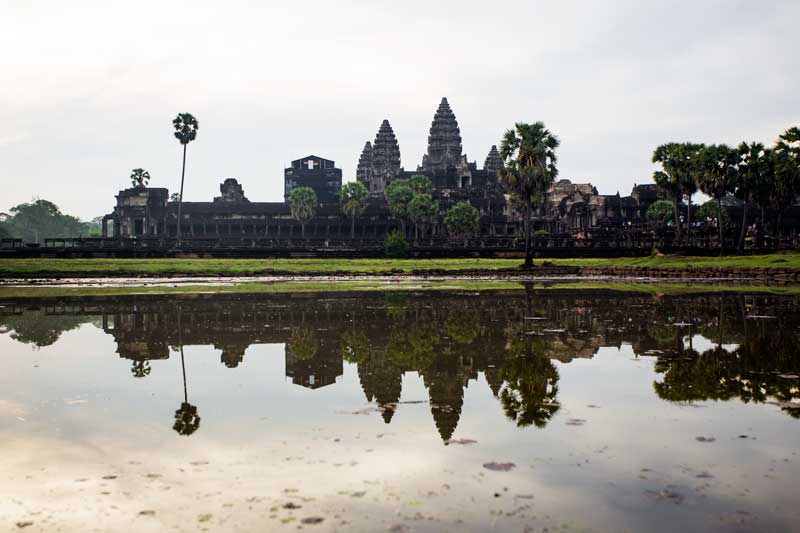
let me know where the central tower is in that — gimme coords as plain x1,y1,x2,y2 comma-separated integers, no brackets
419,97,464,173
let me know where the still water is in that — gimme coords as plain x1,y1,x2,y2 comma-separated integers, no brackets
1,289,799,532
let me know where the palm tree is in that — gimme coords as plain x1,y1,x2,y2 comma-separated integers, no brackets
735,142,773,251
288,186,317,238
172,113,199,242
499,122,560,268
173,307,200,436
772,127,800,238
695,145,738,253
339,181,369,238
652,143,704,243
130,168,151,189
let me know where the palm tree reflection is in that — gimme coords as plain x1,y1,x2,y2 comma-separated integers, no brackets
173,307,200,436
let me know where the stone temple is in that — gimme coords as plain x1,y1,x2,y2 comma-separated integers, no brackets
101,97,666,241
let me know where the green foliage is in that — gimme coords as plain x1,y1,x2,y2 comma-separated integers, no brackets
386,180,413,226
646,200,675,222
407,174,433,195
408,193,438,237
288,186,317,236
0,199,97,242
694,144,738,200
772,127,800,214
499,121,559,266
0,311,89,348
697,200,730,227
130,168,151,188
340,181,369,237
652,142,705,238
444,309,479,344
339,181,369,217
444,201,480,240
384,230,408,258
172,113,199,144
735,142,773,206
340,329,370,364
287,326,318,361
173,402,201,436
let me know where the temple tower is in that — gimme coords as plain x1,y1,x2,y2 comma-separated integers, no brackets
356,141,374,190
483,145,504,176
369,120,402,195
419,97,464,173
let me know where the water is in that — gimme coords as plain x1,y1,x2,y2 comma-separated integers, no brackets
1,289,799,532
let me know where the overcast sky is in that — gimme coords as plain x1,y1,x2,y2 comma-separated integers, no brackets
1,0,798,220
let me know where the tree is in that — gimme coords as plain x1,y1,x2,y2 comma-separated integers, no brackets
288,186,317,238
499,122,560,267
735,142,773,251
384,229,408,258
1,199,95,242
386,179,413,234
695,144,738,251
174,308,200,436
172,112,199,241
407,193,438,240
697,199,730,229
407,174,433,196
444,201,480,244
646,200,675,223
130,168,151,189
652,142,704,242
772,127,800,237
339,181,369,238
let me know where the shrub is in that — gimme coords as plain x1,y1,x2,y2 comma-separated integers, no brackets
647,200,675,222
384,230,408,258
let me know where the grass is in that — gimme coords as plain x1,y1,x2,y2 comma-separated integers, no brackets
1,253,800,277
1,279,800,300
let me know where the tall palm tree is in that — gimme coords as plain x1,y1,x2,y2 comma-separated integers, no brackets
499,122,559,268
772,127,800,238
695,145,738,253
736,142,773,251
288,186,317,238
173,306,200,436
339,181,369,238
652,142,704,243
172,113,199,242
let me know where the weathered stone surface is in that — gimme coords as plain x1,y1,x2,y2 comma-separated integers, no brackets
419,97,464,173
483,145,504,175
213,178,249,204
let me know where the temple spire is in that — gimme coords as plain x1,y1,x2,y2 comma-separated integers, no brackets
483,145,504,175
420,97,463,172
356,141,374,189
370,120,402,194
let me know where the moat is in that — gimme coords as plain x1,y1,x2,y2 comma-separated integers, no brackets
1,289,799,532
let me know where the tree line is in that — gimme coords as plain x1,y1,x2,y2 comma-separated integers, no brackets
288,174,481,246
652,127,800,251
0,199,100,242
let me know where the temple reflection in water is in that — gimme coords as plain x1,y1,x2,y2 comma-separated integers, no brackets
1,289,799,441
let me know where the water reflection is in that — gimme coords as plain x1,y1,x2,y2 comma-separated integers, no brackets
1,289,799,441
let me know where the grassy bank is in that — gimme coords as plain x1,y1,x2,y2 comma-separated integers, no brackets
1,253,800,277
1,280,800,300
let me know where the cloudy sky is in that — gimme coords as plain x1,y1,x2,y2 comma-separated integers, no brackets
1,0,798,220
